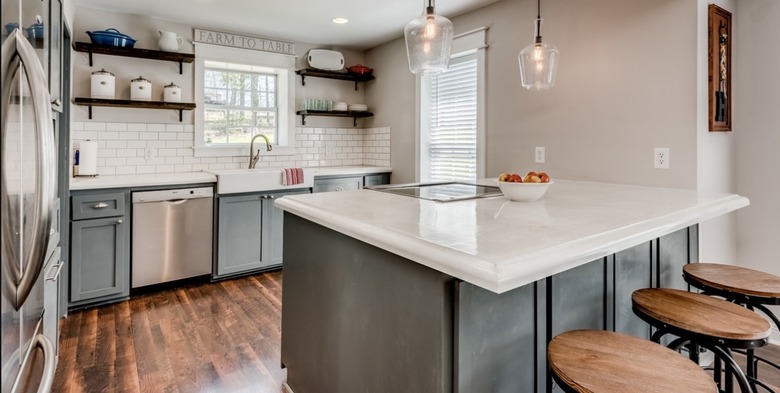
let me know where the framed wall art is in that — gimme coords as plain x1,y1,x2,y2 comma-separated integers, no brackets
708,4,732,132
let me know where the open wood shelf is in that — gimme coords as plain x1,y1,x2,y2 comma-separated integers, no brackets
74,42,195,74
296,68,374,91
74,97,196,122
296,110,373,127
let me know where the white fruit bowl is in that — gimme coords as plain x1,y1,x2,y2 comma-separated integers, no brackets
497,181,553,202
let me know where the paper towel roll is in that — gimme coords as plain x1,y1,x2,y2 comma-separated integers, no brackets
79,140,98,176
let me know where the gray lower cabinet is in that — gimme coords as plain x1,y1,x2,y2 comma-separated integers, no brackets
313,172,391,193
69,190,130,307
215,188,310,278
364,173,390,187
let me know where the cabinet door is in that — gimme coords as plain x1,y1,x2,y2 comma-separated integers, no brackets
313,176,363,193
70,216,128,303
262,189,311,267
216,194,265,277
364,173,390,187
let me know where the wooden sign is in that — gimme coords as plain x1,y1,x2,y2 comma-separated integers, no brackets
193,29,295,55
708,5,732,132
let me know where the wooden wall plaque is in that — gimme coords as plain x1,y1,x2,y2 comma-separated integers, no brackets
708,4,732,132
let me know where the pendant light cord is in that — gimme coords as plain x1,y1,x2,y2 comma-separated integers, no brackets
535,0,543,44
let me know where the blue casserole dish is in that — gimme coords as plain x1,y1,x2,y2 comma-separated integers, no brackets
86,28,136,48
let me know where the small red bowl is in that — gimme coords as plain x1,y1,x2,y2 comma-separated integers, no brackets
347,64,373,75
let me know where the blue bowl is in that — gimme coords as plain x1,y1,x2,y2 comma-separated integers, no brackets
86,28,136,48
5,23,19,35
25,23,43,40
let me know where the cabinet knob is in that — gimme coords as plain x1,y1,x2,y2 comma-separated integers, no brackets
51,99,62,107
116,219,123,225
268,195,275,199
91,202,109,209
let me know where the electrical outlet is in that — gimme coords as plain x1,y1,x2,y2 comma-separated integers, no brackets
144,148,155,160
654,148,670,169
535,147,545,164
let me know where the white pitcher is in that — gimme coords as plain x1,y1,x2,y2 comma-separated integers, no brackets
158,30,183,52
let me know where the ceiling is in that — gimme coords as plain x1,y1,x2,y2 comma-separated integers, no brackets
73,0,502,50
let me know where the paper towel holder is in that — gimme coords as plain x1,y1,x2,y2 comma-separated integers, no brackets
74,139,100,178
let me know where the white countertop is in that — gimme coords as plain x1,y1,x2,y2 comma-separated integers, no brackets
275,179,749,294
69,166,392,190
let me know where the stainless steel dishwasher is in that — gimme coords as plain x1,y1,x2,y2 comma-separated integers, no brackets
132,187,213,288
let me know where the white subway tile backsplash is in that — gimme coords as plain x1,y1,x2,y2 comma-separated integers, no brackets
127,123,147,132
72,124,391,175
115,166,136,175
84,122,106,131
106,123,128,131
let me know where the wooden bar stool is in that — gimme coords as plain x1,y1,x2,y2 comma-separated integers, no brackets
632,288,771,393
548,330,718,393
684,263,780,390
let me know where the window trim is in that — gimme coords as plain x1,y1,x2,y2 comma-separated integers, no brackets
415,27,487,182
193,43,296,157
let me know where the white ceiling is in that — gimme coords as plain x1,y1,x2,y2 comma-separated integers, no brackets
73,0,502,50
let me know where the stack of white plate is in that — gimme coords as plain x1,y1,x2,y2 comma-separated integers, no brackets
333,102,348,111
348,104,368,112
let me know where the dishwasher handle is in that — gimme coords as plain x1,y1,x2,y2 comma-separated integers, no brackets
132,187,214,203
164,199,188,205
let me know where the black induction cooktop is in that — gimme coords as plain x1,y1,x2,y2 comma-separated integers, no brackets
369,182,502,202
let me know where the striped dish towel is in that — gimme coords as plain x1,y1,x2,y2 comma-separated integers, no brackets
282,168,304,186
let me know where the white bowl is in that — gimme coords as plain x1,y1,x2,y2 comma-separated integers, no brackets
348,104,368,111
497,181,553,202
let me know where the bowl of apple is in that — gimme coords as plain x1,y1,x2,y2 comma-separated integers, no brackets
496,171,553,202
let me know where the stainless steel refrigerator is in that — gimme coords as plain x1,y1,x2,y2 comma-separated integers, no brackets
1,0,59,390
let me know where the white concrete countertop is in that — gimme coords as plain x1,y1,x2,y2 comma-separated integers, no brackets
275,179,749,294
70,172,218,190
70,166,392,191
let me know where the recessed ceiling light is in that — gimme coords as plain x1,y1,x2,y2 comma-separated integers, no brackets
332,17,349,24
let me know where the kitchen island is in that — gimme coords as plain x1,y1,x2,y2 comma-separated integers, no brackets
275,180,749,393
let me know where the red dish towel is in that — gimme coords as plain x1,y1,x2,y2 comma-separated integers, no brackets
282,168,304,186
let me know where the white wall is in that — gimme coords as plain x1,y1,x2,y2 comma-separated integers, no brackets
69,7,389,176
696,0,738,265
735,2,780,275
71,7,369,127
366,0,699,188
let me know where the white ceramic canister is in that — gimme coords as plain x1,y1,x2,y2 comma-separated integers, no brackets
130,76,152,101
90,68,115,99
163,82,181,103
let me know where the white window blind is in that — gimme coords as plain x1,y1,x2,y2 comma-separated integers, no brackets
427,56,478,182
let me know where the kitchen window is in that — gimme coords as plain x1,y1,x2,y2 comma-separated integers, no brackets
417,28,487,182
203,65,277,145
194,43,296,157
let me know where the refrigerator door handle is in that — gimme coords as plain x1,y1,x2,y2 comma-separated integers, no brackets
0,29,57,310
10,334,56,393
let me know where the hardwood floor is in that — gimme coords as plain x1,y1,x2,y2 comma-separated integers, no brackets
52,269,780,392
52,271,286,393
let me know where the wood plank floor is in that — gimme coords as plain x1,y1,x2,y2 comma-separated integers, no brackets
52,269,780,392
52,271,286,393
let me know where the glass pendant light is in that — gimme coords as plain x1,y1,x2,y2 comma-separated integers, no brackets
518,0,559,90
404,0,454,75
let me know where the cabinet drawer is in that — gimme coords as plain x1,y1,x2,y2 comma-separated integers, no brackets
313,176,363,193
72,192,126,220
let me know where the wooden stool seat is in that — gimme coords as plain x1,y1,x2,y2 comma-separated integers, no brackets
684,263,780,303
632,288,771,347
548,330,717,393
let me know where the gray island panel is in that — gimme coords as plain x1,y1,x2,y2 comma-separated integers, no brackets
281,213,696,393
